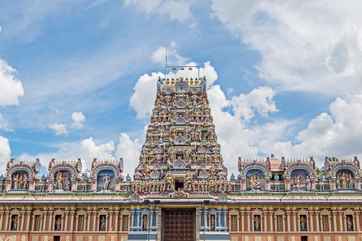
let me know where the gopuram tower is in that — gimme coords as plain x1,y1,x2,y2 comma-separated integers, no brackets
132,67,228,195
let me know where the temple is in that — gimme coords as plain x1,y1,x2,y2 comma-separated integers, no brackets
0,69,362,241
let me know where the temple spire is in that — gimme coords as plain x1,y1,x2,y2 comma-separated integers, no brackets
134,67,227,181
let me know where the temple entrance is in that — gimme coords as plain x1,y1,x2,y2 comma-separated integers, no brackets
162,208,196,241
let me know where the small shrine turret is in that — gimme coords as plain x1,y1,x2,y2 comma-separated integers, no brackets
5,158,40,192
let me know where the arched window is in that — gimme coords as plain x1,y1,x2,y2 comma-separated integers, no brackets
322,215,329,231
122,215,129,231
78,215,85,231
10,215,18,231
33,215,41,231
142,214,148,231
346,215,354,231
209,214,216,231
253,215,261,231
54,215,62,231
99,215,107,231
299,215,308,232
276,215,283,232
231,215,238,232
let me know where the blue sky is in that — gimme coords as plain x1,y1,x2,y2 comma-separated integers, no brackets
1,1,362,176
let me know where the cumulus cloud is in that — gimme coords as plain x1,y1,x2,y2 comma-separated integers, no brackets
130,72,163,119
48,123,67,136
151,41,188,66
0,136,11,173
207,84,288,173
48,112,86,135
211,0,362,96
231,86,277,121
292,94,362,157
80,137,115,161
71,111,86,129
124,0,193,23
0,58,24,106
115,133,142,176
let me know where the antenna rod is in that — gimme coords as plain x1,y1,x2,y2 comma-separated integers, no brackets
165,47,168,69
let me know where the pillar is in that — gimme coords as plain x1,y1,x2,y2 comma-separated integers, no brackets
70,208,75,231
0,208,3,231
115,208,120,232
332,209,338,232
315,209,320,232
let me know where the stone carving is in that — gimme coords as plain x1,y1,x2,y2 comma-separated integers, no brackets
11,171,29,190
54,171,71,191
336,170,354,190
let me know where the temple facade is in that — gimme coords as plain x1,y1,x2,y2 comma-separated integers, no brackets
1,70,362,241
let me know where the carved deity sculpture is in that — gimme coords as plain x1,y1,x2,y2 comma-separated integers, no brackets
248,175,261,191
55,171,71,191
165,174,175,191
102,175,111,191
55,172,64,190
337,170,353,189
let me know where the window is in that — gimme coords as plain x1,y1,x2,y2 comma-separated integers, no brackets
53,236,60,241
209,214,216,231
301,236,308,241
78,215,85,231
253,215,261,232
322,215,329,231
142,214,148,231
34,215,41,231
122,215,129,231
346,215,354,231
231,215,238,232
299,215,308,232
99,215,107,231
276,215,283,232
54,215,62,231
10,215,18,231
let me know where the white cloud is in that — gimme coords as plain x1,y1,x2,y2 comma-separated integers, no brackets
0,136,11,174
130,72,163,119
124,0,193,23
115,133,142,176
231,86,277,121
211,0,362,96
48,123,67,136
48,112,85,136
207,84,289,173
292,94,362,158
151,41,188,66
0,58,24,106
71,111,86,129
80,137,115,161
